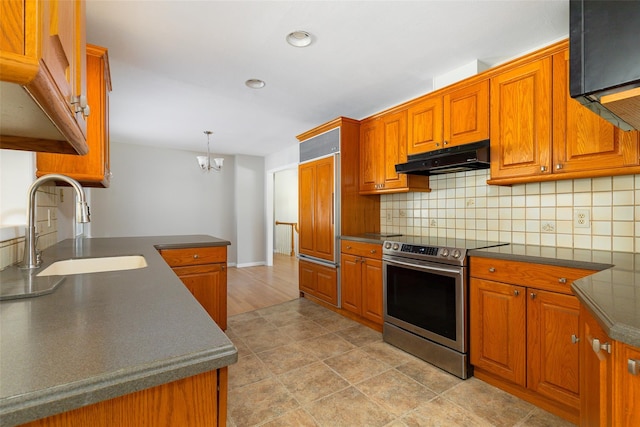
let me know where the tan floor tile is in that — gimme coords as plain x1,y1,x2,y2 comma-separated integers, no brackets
278,361,350,404
356,369,438,416
402,396,492,427
361,341,418,367
304,386,395,427
519,408,576,426
334,323,382,346
260,408,319,427
228,310,261,325
278,319,330,341
257,341,319,375
443,377,536,426
228,353,272,390
325,348,391,383
260,310,307,327
241,328,293,353
228,377,299,426
228,316,277,338
395,358,462,394
299,332,355,360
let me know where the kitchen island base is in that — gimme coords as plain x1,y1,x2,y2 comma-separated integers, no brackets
18,368,227,427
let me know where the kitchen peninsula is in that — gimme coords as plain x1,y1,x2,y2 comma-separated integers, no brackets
0,235,236,427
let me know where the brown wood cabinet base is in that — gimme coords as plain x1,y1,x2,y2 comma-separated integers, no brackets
19,368,227,427
474,369,579,424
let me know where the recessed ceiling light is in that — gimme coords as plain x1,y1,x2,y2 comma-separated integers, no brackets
245,79,266,89
286,30,312,47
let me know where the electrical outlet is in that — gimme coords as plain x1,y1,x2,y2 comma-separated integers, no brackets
386,211,392,223
399,209,406,218
574,209,590,228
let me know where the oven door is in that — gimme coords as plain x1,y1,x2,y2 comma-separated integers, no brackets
383,255,466,353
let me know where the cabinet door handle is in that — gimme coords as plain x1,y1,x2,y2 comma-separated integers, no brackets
592,338,611,354
558,277,567,284
629,359,640,376
514,290,520,296
530,292,537,300
488,267,496,273
221,265,225,271
571,334,580,344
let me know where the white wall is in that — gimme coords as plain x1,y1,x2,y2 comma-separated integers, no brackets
0,149,34,238
88,142,238,264
234,155,266,267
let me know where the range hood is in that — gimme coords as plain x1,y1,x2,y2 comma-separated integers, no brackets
395,140,490,176
570,0,640,131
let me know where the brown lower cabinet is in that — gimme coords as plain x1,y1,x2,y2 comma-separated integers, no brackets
298,258,338,306
340,241,383,325
159,246,227,330
580,305,640,427
470,257,597,424
20,368,227,427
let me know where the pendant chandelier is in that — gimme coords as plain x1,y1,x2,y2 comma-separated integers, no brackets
197,131,224,172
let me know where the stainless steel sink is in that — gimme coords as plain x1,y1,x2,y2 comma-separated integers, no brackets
37,255,147,277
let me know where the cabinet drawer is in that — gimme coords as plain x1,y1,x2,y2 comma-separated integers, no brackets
341,240,382,260
159,246,227,267
470,257,596,294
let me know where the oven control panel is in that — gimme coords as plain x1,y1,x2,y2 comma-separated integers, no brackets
383,240,466,264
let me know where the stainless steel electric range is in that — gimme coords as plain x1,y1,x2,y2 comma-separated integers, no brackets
382,236,508,379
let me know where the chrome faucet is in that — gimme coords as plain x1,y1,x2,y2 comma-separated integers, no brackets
21,174,90,269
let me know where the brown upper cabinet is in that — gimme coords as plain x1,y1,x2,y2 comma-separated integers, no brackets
36,45,112,187
359,110,430,195
0,0,89,155
488,41,640,185
408,79,489,155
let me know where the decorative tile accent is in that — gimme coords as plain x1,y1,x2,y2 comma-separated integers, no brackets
381,170,640,252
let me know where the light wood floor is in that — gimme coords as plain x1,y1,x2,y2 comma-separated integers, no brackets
227,253,299,316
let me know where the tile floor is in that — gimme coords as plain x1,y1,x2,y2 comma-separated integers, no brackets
226,298,576,427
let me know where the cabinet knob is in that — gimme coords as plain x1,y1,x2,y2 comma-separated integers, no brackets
629,359,640,376
346,245,352,250
488,267,496,273
514,290,520,296
530,292,537,300
193,254,199,259
558,277,567,284
370,249,376,254
540,166,547,172
556,163,563,170
435,143,440,147
443,140,449,146
592,338,611,354
571,334,580,344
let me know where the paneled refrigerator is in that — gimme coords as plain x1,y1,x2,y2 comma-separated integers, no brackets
297,117,380,307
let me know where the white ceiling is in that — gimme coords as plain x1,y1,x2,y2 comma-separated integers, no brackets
85,0,569,158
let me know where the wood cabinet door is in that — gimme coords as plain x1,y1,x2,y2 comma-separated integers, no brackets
173,264,226,330
361,258,383,325
315,262,338,306
527,290,580,409
340,253,362,315
299,259,318,294
36,45,111,187
552,50,640,176
444,79,490,147
470,278,526,386
580,305,612,427
614,343,640,426
490,58,552,180
359,118,381,193
380,110,408,191
407,96,443,155
298,156,335,262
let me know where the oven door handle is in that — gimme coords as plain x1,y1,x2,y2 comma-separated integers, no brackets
384,258,462,274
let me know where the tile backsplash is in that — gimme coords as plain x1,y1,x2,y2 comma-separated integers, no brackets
380,170,640,253
0,183,58,269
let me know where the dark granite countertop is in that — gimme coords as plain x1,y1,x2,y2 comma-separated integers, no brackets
470,244,640,348
0,235,236,427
